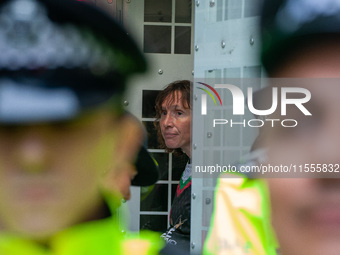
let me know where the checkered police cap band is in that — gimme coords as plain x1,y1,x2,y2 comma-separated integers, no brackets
0,0,147,124
0,0,109,71
261,0,340,73
0,0,146,85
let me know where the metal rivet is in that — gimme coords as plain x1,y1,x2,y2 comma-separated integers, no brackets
158,69,163,75
249,36,254,46
206,198,211,204
194,45,199,51
207,132,212,138
123,100,129,106
196,1,199,7
209,0,215,7
221,40,226,49
126,0,131,3
194,94,198,100
192,70,194,76
191,242,195,249
193,144,197,150
192,193,196,200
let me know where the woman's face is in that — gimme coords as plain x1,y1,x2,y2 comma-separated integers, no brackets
159,91,191,157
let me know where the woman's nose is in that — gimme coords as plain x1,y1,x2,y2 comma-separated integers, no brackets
163,114,174,127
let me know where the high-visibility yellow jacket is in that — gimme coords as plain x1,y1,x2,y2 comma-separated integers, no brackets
0,218,164,255
203,176,278,255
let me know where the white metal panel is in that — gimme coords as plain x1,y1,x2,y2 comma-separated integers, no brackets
121,0,195,235
192,0,263,253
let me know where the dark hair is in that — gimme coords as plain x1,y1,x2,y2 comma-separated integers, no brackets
154,80,191,155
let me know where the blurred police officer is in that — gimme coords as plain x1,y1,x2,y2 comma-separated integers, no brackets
0,0,164,254
261,1,340,255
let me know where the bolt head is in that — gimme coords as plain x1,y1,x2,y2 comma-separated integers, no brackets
250,36,254,46
221,41,226,48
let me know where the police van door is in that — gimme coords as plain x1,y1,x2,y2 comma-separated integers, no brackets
118,0,194,237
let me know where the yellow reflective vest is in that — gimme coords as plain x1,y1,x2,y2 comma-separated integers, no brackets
203,176,278,255
0,218,164,255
